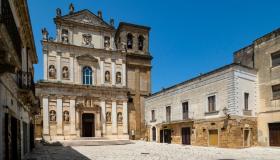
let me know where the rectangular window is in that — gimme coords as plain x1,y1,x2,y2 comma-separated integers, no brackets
244,93,249,110
182,102,189,120
151,110,155,121
272,84,280,100
272,52,280,67
208,95,216,112
166,106,171,122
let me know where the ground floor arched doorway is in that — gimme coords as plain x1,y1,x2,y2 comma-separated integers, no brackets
152,127,156,141
82,113,95,137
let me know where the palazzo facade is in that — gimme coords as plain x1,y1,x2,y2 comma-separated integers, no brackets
145,64,258,148
36,4,152,141
0,0,38,159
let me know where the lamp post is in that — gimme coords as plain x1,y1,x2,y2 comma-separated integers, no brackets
222,107,230,119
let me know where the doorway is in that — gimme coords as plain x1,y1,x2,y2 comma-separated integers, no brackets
209,129,218,146
243,129,250,147
152,127,156,141
82,113,95,137
181,127,191,145
11,116,19,160
269,123,280,146
160,129,172,143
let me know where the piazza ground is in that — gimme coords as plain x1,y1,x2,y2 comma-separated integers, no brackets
25,141,280,160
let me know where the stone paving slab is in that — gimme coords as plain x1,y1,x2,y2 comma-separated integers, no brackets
25,141,280,160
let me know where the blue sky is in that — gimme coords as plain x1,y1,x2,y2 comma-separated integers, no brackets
28,0,280,93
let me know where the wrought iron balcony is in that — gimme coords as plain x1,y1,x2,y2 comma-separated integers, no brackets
17,71,35,95
0,0,22,62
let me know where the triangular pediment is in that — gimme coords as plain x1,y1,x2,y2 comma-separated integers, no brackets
61,10,113,29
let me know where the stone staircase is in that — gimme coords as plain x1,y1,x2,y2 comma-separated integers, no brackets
57,137,132,146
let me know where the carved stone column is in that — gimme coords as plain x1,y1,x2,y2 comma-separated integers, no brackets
56,52,61,81
100,58,104,85
111,59,116,85
122,101,128,134
43,50,48,80
70,97,76,135
69,54,74,83
112,100,117,134
122,61,126,86
56,97,63,135
100,100,106,135
74,57,78,84
42,96,49,135
95,109,101,137
75,110,80,136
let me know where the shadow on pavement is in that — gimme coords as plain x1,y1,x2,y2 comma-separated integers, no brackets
24,141,91,160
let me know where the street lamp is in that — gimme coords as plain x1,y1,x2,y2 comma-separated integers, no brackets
222,107,230,119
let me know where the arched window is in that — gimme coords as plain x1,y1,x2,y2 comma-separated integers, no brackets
83,66,92,85
138,35,144,51
127,33,133,49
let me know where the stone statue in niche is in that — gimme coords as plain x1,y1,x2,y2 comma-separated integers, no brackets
56,8,61,17
62,66,69,79
104,36,110,49
86,99,91,107
49,110,56,122
117,112,123,123
82,34,93,47
64,111,69,122
116,72,121,84
41,28,49,40
105,71,110,82
106,112,111,122
49,65,56,78
61,29,69,44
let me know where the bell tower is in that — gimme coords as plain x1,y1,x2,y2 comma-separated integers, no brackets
115,22,152,139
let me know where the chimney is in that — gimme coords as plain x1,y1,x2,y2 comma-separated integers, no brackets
69,3,74,14
110,18,114,26
98,10,102,19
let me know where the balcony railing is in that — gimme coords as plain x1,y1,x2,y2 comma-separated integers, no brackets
17,71,35,95
0,0,22,61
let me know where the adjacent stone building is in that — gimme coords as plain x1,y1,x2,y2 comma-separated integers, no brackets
145,64,258,148
234,28,280,146
0,0,38,159
35,4,152,141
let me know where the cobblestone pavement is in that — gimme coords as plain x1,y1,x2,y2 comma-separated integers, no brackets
25,141,280,160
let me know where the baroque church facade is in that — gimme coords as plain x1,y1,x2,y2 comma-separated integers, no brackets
36,4,152,141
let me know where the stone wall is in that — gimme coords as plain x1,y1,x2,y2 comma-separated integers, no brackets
193,117,257,148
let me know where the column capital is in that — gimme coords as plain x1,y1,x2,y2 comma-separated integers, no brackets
69,96,76,100
43,49,48,54
100,57,105,61
56,95,64,99
70,53,75,57
111,58,116,62
111,98,117,102
42,94,49,98
57,52,62,56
